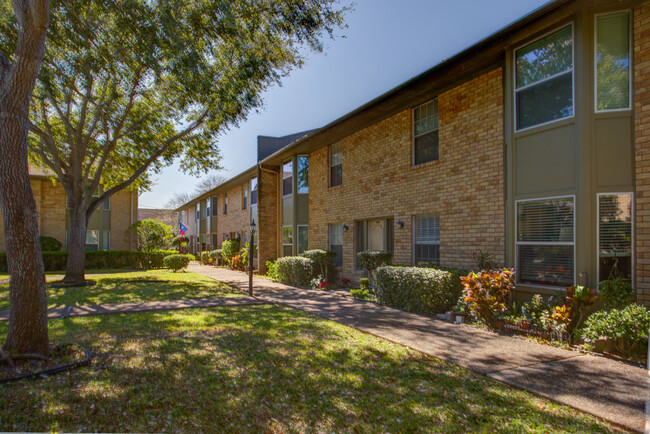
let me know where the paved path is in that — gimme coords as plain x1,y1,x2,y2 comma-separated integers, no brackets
0,297,268,321
189,263,648,433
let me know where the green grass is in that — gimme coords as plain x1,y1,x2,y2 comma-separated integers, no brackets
0,270,243,310
0,306,617,433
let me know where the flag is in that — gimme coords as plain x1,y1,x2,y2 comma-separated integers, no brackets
179,221,188,235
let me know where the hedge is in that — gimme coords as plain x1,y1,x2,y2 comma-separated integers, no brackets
0,250,178,272
164,254,192,272
274,256,314,286
374,266,460,315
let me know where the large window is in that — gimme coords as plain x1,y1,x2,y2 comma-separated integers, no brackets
330,143,342,187
206,198,210,218
212,196,218,216
596,12,630,112
200,201,207,220
282,161,293,196
414,215,440,266
86,230,99,251
250,177,258,206
298,225,309,254
298,156,309,194
515,25,574,130
282,226,293,257
223,194,228,215
598,193,633,284
355,218,394,269
516,196,575,287
330,224,343,267
196,203,200,221
242,185,248,210
413,99,439,165
102,230,110,251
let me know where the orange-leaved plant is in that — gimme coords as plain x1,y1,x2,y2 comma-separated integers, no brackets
461,268,515,327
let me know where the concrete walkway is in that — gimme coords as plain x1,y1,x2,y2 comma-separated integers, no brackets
0,297,268,321
189,263,648,433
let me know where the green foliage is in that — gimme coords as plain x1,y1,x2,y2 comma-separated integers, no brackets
221,239,240,266
39,236,62,252
599,278,635,310
209,249,223,265
350,288,371,300
302,249,335,279
170,236,188,250
163,254,192,272
357,250,392,286
461,269,515,327
266,260,279,280
230,255,247,271
374,266,460,315
200,251,210,265
580,304,650,357
274,256,314,286
127,219,173,252
0,250,176,272
359,278,370,291
472,249,497,271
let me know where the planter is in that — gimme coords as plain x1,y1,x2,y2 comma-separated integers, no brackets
445,311,456,322
455,314,465,324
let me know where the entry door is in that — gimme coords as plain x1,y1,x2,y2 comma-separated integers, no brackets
368,219,386,251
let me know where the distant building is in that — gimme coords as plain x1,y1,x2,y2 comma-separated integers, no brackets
138,208,177,230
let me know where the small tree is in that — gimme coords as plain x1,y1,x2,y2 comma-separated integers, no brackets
356,250,392,288
221,238,240,266
127,219,173,252
303,249,335,280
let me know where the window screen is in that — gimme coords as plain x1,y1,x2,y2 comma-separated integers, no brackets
598,193,632,283
414,215,440,266
413,99,439,165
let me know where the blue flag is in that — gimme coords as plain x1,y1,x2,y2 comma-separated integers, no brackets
179,221,188,235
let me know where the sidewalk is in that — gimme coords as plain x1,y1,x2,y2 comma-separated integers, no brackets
189,263,648,433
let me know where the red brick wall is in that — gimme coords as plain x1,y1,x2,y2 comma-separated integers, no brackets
309,68,505,279
258,167,280,272
215,184,250,247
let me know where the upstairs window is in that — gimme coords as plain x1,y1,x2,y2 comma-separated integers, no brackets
330,143,342,187
242,185,248,210
516,196,575,287
413,99,439,165
250,177,258,206
298,156,309,194
282,161,293,196
206,198,210,218
212,196,218,216
224,194,228,215
196,203,200,221
515,25,574,130
200,201,207,220
596,12,631,111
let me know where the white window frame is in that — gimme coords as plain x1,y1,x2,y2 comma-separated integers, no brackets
596,192,634,289
514,23,575,133
224,194,228,215
250,176,258,207
515,195,576,289
329,143,342,188
103,197,111,211
242,185,248,210
413,214,441,266
102,230,110,251
297,224,309,254
412,98,439,166
282,160,293,197
282,225,293,257
594,10,632,113
329,223,343,267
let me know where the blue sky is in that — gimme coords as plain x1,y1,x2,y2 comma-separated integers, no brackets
139,0,550,208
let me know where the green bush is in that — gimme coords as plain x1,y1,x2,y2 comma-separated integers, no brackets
209,249,222,265
200,251,210,265
302,249,336,279
599,277,635,310
39,236,62,252
127,218,173,252
375,266,459,315
580,304,650,356
164,254,192,272
350,288,371,300
221,239,240,265
41,251,69,271
357,250,392,286
170,235,188,251
266,260,279,280
360,278,370,291
274,256,314,286
461,269,515,327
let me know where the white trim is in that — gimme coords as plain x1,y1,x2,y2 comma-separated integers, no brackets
596,192,634,289
594,10,632,114
515,195,576,288
514,22,575,133
282,159,293,197
297,224,309,254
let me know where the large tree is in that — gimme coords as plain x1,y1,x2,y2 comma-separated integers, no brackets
0,0,347,285
0,0,49,357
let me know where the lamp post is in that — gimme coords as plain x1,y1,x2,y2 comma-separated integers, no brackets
248,219,256,297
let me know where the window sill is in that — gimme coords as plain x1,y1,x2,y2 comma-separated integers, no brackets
328,184,343,191
514,116,574,138
410,159,440,171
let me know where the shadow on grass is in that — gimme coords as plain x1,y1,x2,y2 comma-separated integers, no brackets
0,306,615,433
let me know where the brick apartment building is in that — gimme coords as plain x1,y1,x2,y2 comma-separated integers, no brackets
0,166,138,252
177,0,649,303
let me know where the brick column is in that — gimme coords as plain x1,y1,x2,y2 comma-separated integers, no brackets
258,165,279,273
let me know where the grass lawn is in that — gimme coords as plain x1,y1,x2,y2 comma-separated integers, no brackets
0,270,243,310
0,305,617,432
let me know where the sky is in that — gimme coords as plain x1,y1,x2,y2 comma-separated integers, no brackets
139,0,551,209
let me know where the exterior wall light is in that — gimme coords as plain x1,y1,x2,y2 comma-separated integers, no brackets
343,224,349,232
396,220,404,229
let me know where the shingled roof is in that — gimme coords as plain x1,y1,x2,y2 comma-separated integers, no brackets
257,130,316,161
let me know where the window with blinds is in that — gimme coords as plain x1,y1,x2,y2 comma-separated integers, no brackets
329,223,343,267
516,196,574,287
250,177,258,206
414,214,440,266
515,25,574,130
413,99,439,165
598,193,633,282
212,196,218,216
330,143,342,187
282,226,293,257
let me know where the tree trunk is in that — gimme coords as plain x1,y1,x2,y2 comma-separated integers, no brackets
0,0,50,356
62,206,87,285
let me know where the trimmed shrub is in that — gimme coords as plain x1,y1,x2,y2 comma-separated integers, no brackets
139,250,170,270
350,288,371,300
200,251,210,265
266,260,279,280
221,239,240,265
357,250,392,286
360,278,370,291
42,251,69,271
375,266,459,315
209,249,223,265
274,256,314,286
461,268,515,327
580,304,650,357
164,254,191,272
170,235,188,251
302,249,336,279
39,236,62,252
